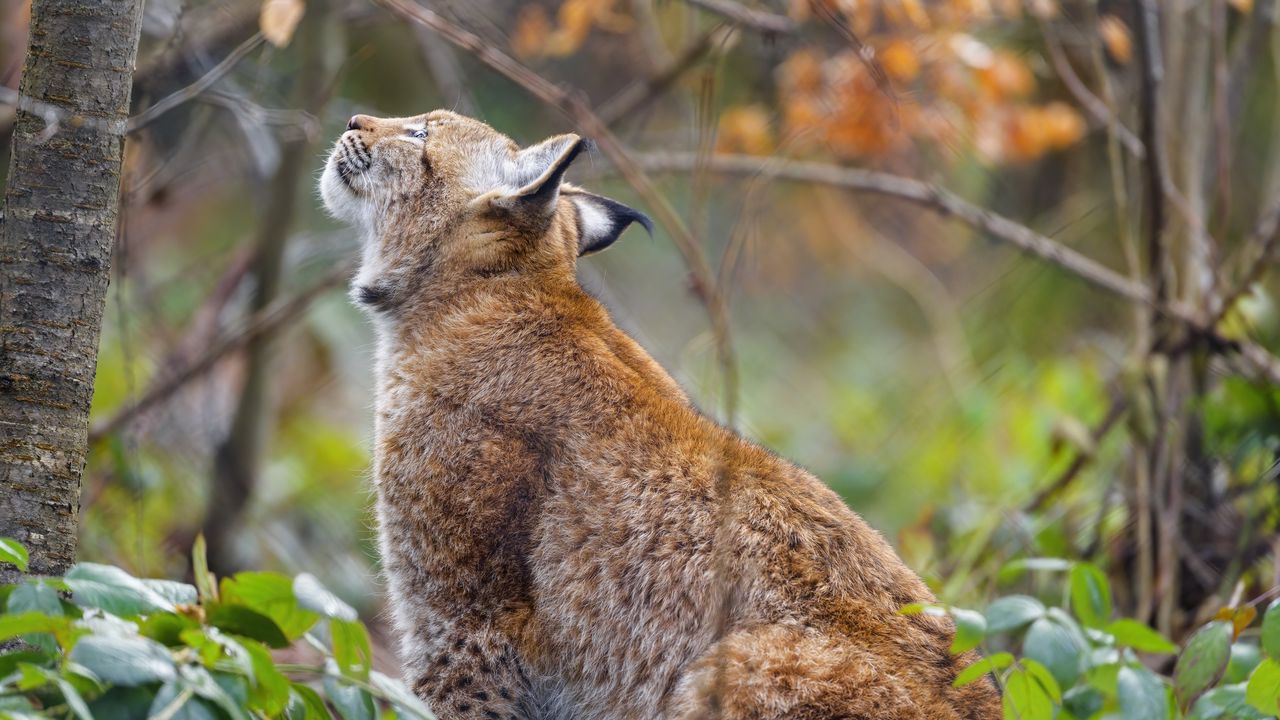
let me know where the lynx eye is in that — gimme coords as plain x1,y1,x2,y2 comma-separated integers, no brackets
408,128,428,139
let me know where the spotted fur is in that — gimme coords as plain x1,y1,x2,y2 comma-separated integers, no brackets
319,110,1001,720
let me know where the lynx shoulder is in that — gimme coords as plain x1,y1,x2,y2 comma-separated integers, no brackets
320,109,1001,720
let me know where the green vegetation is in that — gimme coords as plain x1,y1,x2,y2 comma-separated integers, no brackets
911,557,1280,719
0,539,429,719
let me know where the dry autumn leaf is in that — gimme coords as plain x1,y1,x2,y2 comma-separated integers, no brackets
1099,15,1133,65
260,0,305,48
718,105,775,156
880,40,921,83
511,4,552,59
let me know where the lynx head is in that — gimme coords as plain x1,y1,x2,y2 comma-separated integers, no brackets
319,109,650,310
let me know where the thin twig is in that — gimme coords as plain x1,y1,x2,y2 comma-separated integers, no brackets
633,151,1151,302
87,260,355,444
126,32,266,133
626,151,1280,386
1217,196,1280,321
682,0,795,35
1025,391,1128,513
1038,16,1145,158
597,25,730,127
1135,0,1170,306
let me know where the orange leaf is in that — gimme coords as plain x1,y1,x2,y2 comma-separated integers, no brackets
880,40,920,83
977,51,1034,100
260,0,305,48
1099,15,1133,65
511,5,552,59
1215,605,1258,640
718,105,775,156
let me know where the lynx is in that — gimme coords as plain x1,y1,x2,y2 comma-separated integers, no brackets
319,109,1001,720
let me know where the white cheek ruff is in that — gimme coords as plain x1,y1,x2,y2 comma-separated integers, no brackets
319,161,369,227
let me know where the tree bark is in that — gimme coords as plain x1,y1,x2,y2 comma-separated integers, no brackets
0,0,146,583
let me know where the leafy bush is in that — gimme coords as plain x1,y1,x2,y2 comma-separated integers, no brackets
903,559,1280,719
0,538,431,719
5,539,1278,720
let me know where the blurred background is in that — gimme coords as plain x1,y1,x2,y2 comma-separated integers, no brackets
2,0,1277,653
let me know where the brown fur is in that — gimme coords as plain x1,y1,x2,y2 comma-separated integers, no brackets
319,110,1001,720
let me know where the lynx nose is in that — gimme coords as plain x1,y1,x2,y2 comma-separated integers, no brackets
347,114,374,131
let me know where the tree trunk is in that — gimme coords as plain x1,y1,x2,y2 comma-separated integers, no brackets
0,0,146,583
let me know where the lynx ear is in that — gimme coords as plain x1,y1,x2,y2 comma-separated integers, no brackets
483,134,585,218
565,188,654,256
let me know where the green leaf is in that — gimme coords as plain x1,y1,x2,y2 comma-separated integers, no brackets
1262,599,1280,660
1003,666,1055,720
1190,683,1269,719
54,676,94,720
0,650,52,680
6,582,66,653
69,634,177,686
1068,562,1112,629
290,682,334,719
0,611,73,643
65,563,174,616
1020,658,1062,702
1227,643,1263,684
140,611,200,647
205,603,290,648
239,638,292,716
1246,658,1280,716
0,538,29,572
86,685,160,720
1117,664,1169,720
294,574,358,622
192,534,217,604
325,673,376,720
221,572,320,641
7,581,64,617
1105,618,1177,654
1023,616,1083,689
369,671,433,720
1061,685,1104,719
180,663,253,720
949,607,986,654
149,682,218,720
332,619,373,680
953,652,1012,687
998,557,1072,584
1175,621,1233,710
983,595,1045,635
142,580,198,607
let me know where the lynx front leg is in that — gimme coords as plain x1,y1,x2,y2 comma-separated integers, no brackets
412,624,532,720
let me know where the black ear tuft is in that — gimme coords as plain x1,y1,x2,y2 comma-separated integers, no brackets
568,191,653,256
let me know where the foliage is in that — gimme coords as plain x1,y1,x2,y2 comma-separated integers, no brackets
903,558,1280,719
0,539,429,720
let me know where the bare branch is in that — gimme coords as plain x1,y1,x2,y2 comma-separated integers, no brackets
631,151,1151,303
626,151,1280,385
87,260,355,444
1038,17,1145,158
1135,0,1171,304
1026,391,1128,513
682,0,795,35
127,32,266,133
597,25,731,127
